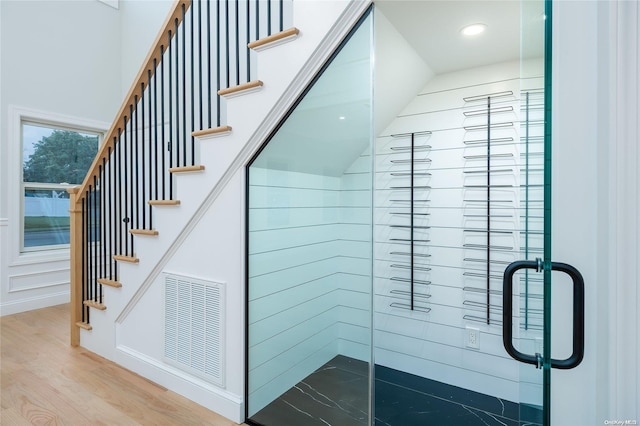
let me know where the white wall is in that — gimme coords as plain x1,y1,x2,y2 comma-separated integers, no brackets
119,0,173,97
374,9,433,136
0,0,121,315
551,0,639,423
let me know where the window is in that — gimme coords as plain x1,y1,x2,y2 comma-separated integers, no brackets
21,121,100,251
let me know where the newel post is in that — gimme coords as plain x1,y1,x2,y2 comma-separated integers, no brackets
68,187,83,346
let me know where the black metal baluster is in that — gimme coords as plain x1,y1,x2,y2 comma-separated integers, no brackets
175,18,181,169
148,70,154,229
87,189,92,304
246,0,251,82
101,161,106,281
190,2,196,166
181,7,187,167
120,120,129,256
267,0,272,36
113,128,124,281
129,105,135,252
108,142,119,281
154,61,159,201
85,191,91,322
92,179,97,302
134,96,140,232
118,126,124,260
100,160,105,302
216,0,221,126
81,197,86,322
279,0,283,32
208,0,213,128
168,31,174,198
235,0,240,86
108,146,113,281
161,45,167,200
88,187,92,304
225,0,230,88
198,0,203,131
140,86,146,230
97,167,102,288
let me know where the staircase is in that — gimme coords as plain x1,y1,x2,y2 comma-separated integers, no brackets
67,0,370,422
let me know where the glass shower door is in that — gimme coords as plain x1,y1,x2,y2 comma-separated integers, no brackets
371,0,565,425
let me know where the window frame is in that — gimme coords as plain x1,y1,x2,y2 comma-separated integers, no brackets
8,106,109,265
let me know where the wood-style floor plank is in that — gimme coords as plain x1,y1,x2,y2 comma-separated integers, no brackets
0,304,244,425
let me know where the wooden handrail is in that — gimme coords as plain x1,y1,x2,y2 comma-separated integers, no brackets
74,0,192,202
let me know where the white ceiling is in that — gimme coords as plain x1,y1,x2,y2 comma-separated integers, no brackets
251,1,546,177
376,0,544,74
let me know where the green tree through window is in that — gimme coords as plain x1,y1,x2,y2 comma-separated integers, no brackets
23,130,98,184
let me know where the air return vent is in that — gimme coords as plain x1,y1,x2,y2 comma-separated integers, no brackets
164,273,225,387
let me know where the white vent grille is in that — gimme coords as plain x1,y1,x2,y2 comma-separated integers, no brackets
164,273,225,387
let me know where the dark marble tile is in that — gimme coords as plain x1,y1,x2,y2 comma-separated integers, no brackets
250,357,369,426
375,365,521,421
248,356,543,426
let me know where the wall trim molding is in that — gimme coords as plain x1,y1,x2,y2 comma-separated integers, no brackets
8,280,69,293
0,290,69,316
8,266,69,293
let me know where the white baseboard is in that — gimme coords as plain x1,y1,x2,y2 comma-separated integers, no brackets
115,345,244,423
0,290,69,316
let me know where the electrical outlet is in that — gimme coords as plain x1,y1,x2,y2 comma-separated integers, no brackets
466,327,480,349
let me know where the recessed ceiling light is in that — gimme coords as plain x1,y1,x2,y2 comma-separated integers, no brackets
461,23,487,36
338,116,346,120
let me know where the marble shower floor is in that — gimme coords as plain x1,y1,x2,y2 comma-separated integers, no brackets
248,355,543,426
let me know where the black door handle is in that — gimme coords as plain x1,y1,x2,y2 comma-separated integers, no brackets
502,260,585,369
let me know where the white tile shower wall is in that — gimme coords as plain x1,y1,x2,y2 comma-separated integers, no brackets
248,168,342,412
373,60,545,406
248,167,371,414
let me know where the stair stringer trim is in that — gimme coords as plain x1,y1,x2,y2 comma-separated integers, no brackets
115,0,373,325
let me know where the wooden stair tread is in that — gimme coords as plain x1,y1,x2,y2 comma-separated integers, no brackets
192,125,232,138
83,300,106,311
248,27,300,50
129,229,159,236
97,278,122,288
75,321,93,330
148,199,180,206
169,165,205,173
218,80,263,97
113,254,139,263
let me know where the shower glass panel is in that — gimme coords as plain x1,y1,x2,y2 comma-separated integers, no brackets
246,12,374,426
372,0,547,424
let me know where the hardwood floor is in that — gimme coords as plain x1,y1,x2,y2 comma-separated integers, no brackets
1,304,244,425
